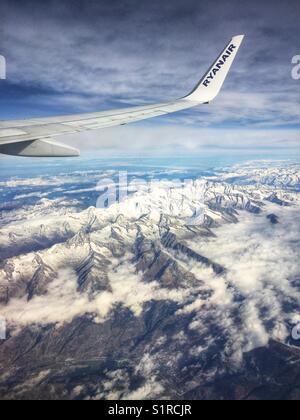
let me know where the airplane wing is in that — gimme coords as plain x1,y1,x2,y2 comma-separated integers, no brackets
0,35,244,157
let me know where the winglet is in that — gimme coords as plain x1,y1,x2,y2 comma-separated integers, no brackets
185,35,245,103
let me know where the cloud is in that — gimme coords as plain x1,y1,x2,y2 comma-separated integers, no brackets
0,255,188,327
58,125,300,154
185,203,300,360
89,353,164,400
0,0,300,133
123,354,164,400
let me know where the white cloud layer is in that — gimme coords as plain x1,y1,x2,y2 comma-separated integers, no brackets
186,203,300,360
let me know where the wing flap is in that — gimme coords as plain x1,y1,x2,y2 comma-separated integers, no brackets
0,138,79,157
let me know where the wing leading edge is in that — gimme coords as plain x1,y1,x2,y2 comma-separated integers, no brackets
0,35,244,157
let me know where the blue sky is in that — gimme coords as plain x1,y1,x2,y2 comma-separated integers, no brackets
0,0,299,154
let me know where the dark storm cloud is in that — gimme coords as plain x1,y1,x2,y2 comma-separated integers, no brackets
0,0,299,131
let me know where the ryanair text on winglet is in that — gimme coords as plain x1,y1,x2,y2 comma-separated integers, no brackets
0,55,6,80
202,44,236,87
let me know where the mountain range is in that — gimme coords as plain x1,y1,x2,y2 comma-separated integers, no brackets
0,161,299,400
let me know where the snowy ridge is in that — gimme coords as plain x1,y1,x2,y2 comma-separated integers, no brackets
215,162,300,189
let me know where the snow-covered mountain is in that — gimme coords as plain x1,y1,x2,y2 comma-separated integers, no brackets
215,161,300,189
0,162,300,400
